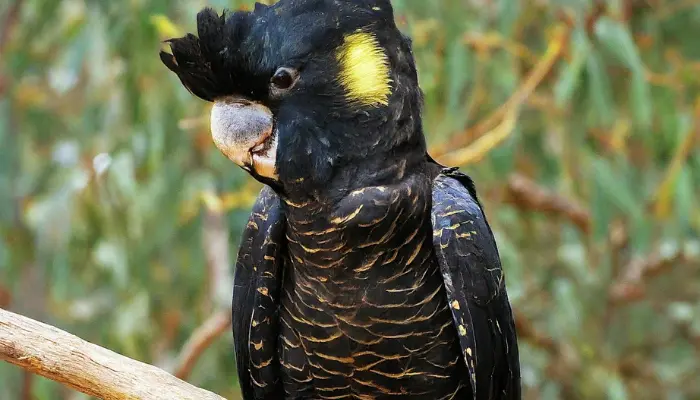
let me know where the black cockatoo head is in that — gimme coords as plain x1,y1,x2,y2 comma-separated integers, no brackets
161,0,425,201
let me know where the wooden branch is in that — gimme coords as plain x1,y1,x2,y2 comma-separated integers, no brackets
431,24,570,159
174,309,232,380
514,316,558,356
0,0,24,95
609,250,687,305
438,104,519,167
0,309,226,400
201,202,234,311
0,0,23,56
505,173,591,234
0,285,10,309
651,98,699,219
22,369,33,400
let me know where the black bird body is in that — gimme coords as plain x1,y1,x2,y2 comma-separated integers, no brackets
160,1,521,399
279,170,467,399
235,167,518,400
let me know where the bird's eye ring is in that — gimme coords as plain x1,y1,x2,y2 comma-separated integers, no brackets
270,67,298,92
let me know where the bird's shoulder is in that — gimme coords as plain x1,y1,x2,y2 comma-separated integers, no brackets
430,169,504,305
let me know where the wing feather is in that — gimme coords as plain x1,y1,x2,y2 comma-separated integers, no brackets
431,170,521,400
233,186,286,400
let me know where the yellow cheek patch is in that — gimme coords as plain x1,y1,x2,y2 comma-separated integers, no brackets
336,32,392,107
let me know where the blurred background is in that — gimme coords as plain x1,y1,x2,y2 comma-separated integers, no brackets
1,0,699,399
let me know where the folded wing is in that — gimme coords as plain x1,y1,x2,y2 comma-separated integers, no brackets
431,169,521,400
233,186,286,400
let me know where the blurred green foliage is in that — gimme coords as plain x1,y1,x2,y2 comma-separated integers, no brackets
1,0,699,399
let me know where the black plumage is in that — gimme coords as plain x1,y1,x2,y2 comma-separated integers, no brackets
160,1,520,399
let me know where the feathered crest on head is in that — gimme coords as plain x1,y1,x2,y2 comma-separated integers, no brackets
159,7,259,102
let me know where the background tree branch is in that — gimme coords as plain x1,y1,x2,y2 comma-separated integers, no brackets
0,0,24,95
0,309,226,400
174,309,232,380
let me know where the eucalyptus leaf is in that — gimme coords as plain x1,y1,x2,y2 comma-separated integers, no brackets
555,28,590,107
586,50,615,126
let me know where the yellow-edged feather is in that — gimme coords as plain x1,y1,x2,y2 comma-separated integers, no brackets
336,32,392,107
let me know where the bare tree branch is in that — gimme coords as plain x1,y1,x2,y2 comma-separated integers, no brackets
0,286,10,309
431,24,570,160
0,0,23,55
609,250,688,305
174,309,232,380
21,369,33,400
0,308,226,400
0,0,24,95
201,202,233,311
505,173,591,234
168,201,234,381
514,316,558,355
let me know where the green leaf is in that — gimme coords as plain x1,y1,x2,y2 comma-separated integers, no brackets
446,40,471,115
606,373,629,400
629,71,652,130
586,50,615,126
591,157,644,225
674,166,694,232
555,28,590,106
552,279,582,335
497,0,520,36
594,17,644,73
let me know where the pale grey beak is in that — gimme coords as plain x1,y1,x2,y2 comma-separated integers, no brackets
210,97,278,180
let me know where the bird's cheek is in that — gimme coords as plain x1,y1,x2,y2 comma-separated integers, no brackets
210,97,278,180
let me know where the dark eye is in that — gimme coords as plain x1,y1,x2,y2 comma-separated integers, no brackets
270,67,298,91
